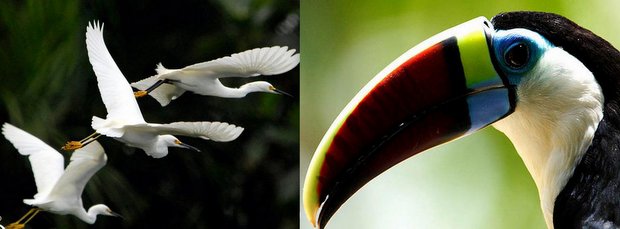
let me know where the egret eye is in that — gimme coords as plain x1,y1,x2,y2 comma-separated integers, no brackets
504,42,529,69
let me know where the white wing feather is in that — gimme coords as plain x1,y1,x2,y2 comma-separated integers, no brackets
159,46,299,81
126,121,244,142
85,21,145,124
2,123,64,197
46,141,106,202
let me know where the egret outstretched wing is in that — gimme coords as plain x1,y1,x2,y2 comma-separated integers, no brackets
2,123,64,197
127,121,244,142
47,141,106,202
160,46,299,80
86,21,145,124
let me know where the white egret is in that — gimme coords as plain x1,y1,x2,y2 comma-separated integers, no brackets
1,123,120,227
131,46,299,106
62,21,244,158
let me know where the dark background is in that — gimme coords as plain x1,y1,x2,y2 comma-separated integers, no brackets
0,0,299,228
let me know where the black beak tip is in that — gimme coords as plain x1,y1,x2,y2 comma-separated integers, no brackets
181,143,201,152
109,211,124,219
175,140,202,152
274,88,294,98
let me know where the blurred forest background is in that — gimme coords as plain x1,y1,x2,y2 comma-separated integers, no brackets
0,0,298,228
301,1,620,229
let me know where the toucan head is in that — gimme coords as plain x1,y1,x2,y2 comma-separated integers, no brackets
304,11,618,228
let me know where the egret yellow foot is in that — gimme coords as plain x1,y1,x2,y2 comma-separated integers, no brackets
134,90,148,97
6,223,24,229
62,141,83,151
7,208,40,229
62,132,101,151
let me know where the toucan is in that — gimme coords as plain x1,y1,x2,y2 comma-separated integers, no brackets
303,11,620,229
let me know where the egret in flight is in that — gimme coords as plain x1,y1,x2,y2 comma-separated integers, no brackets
62,21,244,158
131,46,299,106
2,123,120,227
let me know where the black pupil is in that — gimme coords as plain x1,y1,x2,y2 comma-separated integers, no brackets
505,43,529,69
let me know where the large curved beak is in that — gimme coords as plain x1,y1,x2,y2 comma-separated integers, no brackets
303,17,515,228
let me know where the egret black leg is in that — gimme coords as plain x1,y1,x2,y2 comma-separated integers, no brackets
134,79,168,97
7,208,40,229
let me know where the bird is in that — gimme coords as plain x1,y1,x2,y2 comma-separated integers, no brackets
130,45,299,106
303,11,620,229
1,123,121,227
62,21,244,158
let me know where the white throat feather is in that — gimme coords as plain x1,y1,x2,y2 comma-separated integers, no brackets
492,47,604,229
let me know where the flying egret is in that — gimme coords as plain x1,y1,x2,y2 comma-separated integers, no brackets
62,21,244,158
131,46,299,106
1,123,120,227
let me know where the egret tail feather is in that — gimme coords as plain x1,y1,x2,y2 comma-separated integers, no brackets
91,116,125,137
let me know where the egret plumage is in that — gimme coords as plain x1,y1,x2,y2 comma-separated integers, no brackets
62,21,244,158
303,12,620,229
131,46,299,106
2,123,120,227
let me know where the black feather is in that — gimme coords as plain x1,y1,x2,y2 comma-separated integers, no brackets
493,11,620,229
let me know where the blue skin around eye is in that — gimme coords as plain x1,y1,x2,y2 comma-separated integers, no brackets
492,29,554,85
463,29,554,133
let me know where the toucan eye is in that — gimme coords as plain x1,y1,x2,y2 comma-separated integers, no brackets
504,42,529,69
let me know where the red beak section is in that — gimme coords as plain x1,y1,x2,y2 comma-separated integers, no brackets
304,17,514,228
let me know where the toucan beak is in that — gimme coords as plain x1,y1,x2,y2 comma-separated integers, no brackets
303,17,516,228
